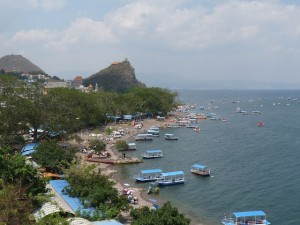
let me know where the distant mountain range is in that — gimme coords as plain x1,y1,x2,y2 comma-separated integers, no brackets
0,54,45,74
0,55,145,91
83,59,145,92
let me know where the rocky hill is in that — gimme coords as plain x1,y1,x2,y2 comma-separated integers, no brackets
83,59,145,92
0,54,45,74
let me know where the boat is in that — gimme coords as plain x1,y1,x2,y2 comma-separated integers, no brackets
157,171,185,186
147,126,160,136
252,111,261,115
127,143,137,150
186,124,198,128
135,134,153,141
257,122,265,127
134,169,163,182
190,164,210,176
222,211,271,225
147,182,159,194
194,127,200,132
166,124,180,128
142,150,163,159
164,133,178,140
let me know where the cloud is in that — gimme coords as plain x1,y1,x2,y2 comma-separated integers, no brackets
38,0,66,11
2,0,300,87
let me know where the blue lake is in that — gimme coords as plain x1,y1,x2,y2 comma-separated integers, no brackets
117,89,300,225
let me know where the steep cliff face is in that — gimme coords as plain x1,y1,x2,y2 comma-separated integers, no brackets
0,54,44,73
83,59,145,92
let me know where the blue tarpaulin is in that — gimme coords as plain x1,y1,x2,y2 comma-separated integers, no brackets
50,180,97,216
233,211,266,218
21,143,39,156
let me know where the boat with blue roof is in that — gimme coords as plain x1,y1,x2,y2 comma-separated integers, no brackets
142,150,163,159
222,211,271,225
190,164,210,176
157,171,185,185
134,169,163,182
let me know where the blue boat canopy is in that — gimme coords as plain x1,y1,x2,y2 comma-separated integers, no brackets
233,211,266,218
146,150,162,153
161,171,184,176
141,169,163,174
192,164,207,169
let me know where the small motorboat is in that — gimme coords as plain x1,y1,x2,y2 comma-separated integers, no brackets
257,122,265,127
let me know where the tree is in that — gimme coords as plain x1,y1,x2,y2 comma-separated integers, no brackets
115,140,129,151
0,146,47,196
35,213,70,225
32,141,77,174
88,139,106,156
130,201,190,225
64,164,129,220
0,146,47,224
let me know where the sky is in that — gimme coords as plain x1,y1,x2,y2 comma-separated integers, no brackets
1,0,300,89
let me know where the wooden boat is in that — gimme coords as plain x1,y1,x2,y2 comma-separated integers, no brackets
222,211,271,225
142,150,163,159
157,171,185,186
164,133,178,140
135,169,163,182
190,164,210,176
135,134,153,141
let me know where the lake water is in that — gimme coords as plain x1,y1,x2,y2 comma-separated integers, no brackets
116,89,300,225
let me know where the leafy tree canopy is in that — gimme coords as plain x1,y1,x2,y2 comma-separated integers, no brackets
64,164,129,220
130,201,190,225
32,141,77,174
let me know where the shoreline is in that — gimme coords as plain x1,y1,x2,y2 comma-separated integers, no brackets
77,117,204,225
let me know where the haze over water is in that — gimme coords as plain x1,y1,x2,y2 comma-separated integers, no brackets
118,89,300,225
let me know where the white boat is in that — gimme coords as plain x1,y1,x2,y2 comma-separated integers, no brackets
157,171,185,186
147,126,160,136
190,164,210,176
164,133,178,140
222,211,271,225
127,143,137,150
142,150,163,159
135,134,153,141
135,169,163,182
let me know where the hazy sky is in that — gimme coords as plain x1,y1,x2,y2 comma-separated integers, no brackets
1,0,300,89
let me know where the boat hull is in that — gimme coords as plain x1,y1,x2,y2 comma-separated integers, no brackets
143,156,163,159
190,171,210,176
158,180,184,186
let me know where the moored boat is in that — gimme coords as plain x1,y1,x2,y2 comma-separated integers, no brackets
142,150,163,159
257,122,265,127
222,211,271,225
157,171,185,186
134,169,163,182
147,126,160,136
127,142,137,150
135,134,153,141
190,164,210,176
164,133,178,140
